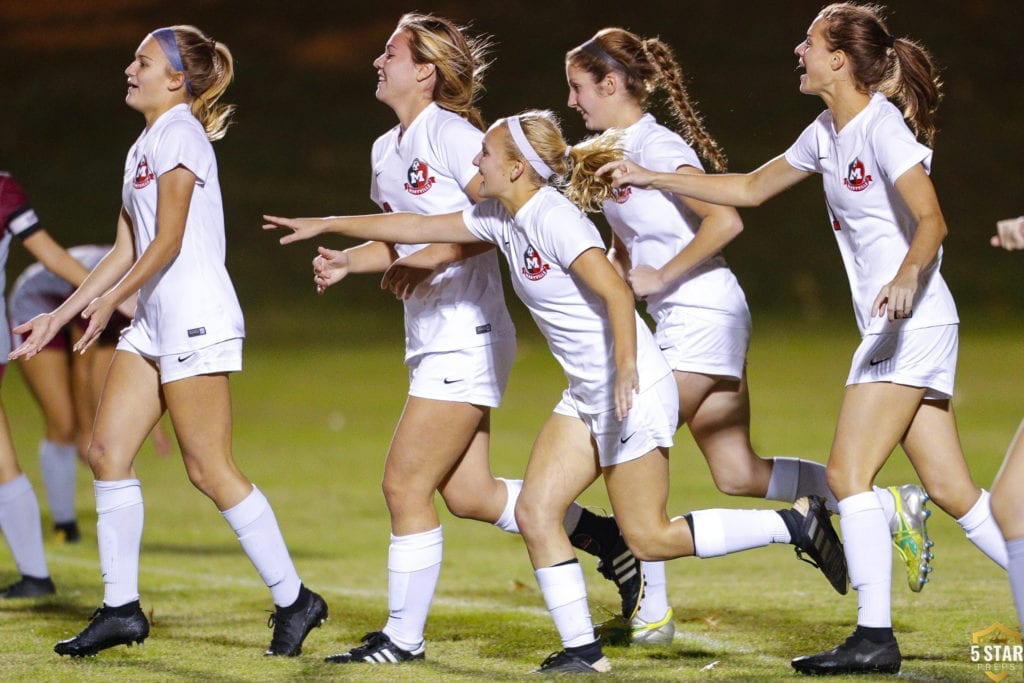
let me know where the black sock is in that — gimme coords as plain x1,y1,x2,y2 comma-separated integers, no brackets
776,507,802,543
552,558,580,568
105,600,141,616
278,584,310,612
853,625,896,644
565,638,603,663
568,508,621,557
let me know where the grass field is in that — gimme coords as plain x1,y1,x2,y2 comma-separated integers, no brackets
0,312,1020,682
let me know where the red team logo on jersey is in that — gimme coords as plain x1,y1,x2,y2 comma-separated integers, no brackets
611,185,632,204
404,158,435,195
133,156,155,189
521,245,550,281
843,157,873,192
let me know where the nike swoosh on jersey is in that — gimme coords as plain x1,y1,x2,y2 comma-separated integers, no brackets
443,377,463,384
620,432,636,444
869,356,891,366
178,353,196,363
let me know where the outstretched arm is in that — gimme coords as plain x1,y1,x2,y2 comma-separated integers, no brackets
264,210,482,247
597,155,809,208
10,209,136,360
20,231,91,287
312,241,396,294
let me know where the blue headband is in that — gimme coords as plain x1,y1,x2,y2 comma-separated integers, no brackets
578,38,628,75
151,28,193,95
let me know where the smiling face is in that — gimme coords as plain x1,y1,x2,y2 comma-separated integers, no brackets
124,35,181,119
566,62,615,132
473,124,517,200
372,29,424,108
794,15,835,96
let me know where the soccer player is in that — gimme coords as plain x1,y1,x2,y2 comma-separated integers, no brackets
0,171,93,598
265,108,846,675
10,25,326,657
563,27,933,644
990,215,1024,628
8,244,172,545
297,14,643,666
596,3,1008,674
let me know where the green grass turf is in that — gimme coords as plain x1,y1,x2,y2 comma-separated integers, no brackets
0,313,1020,681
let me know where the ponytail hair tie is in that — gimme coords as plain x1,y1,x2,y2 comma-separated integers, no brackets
885,33,896,48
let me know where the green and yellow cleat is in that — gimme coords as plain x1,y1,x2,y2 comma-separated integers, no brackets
888,484,933,592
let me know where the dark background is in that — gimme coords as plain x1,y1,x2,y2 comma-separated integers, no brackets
1,0,1021,339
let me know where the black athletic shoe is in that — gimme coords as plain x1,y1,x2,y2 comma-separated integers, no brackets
54,521,81,543
596,533,644,621
779,496,848,595
531,649,612,674
1,574,55,599
792,632,901,675
264,585,328,656
54,601,149,657
324,631,425,664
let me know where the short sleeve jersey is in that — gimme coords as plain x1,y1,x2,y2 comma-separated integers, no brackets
370,103,514,361
784,92,958,336
0,171,44,358
462,187,670,412
602,114,750,327
121,103,244,355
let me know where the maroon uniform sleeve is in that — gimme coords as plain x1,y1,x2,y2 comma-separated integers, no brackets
0,172,42,238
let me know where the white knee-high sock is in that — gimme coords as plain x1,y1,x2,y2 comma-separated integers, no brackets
495,478,586,540
637,561,669,623
494,478,522,533
766,458,901,522
383,526,443,652
958,489,1008,569
95,479,143,606
838,491,891,628
0,474,49,579
688,508,790,557
40,440,78,525
1007,537,1024,630
221,485,301,608
874,486,896,528
536,561,594,649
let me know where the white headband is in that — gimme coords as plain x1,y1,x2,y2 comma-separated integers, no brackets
506,116,555,181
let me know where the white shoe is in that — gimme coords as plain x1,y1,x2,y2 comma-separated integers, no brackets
631,608,675,646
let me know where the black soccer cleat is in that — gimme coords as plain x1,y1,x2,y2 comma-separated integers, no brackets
596,533,644,621
54,600,149,657
779,495,849,595
792,632,901,675
265,585,328,656
324,630,425,664
530,648,612,674
54,521,81,544
1,574,55,599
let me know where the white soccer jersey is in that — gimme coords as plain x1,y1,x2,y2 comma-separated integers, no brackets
785,92,958,336
0,171,45,359
602,114,750,327
463,187,670,413
8,244,112,328
370,103,514,362
121,103,244,356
